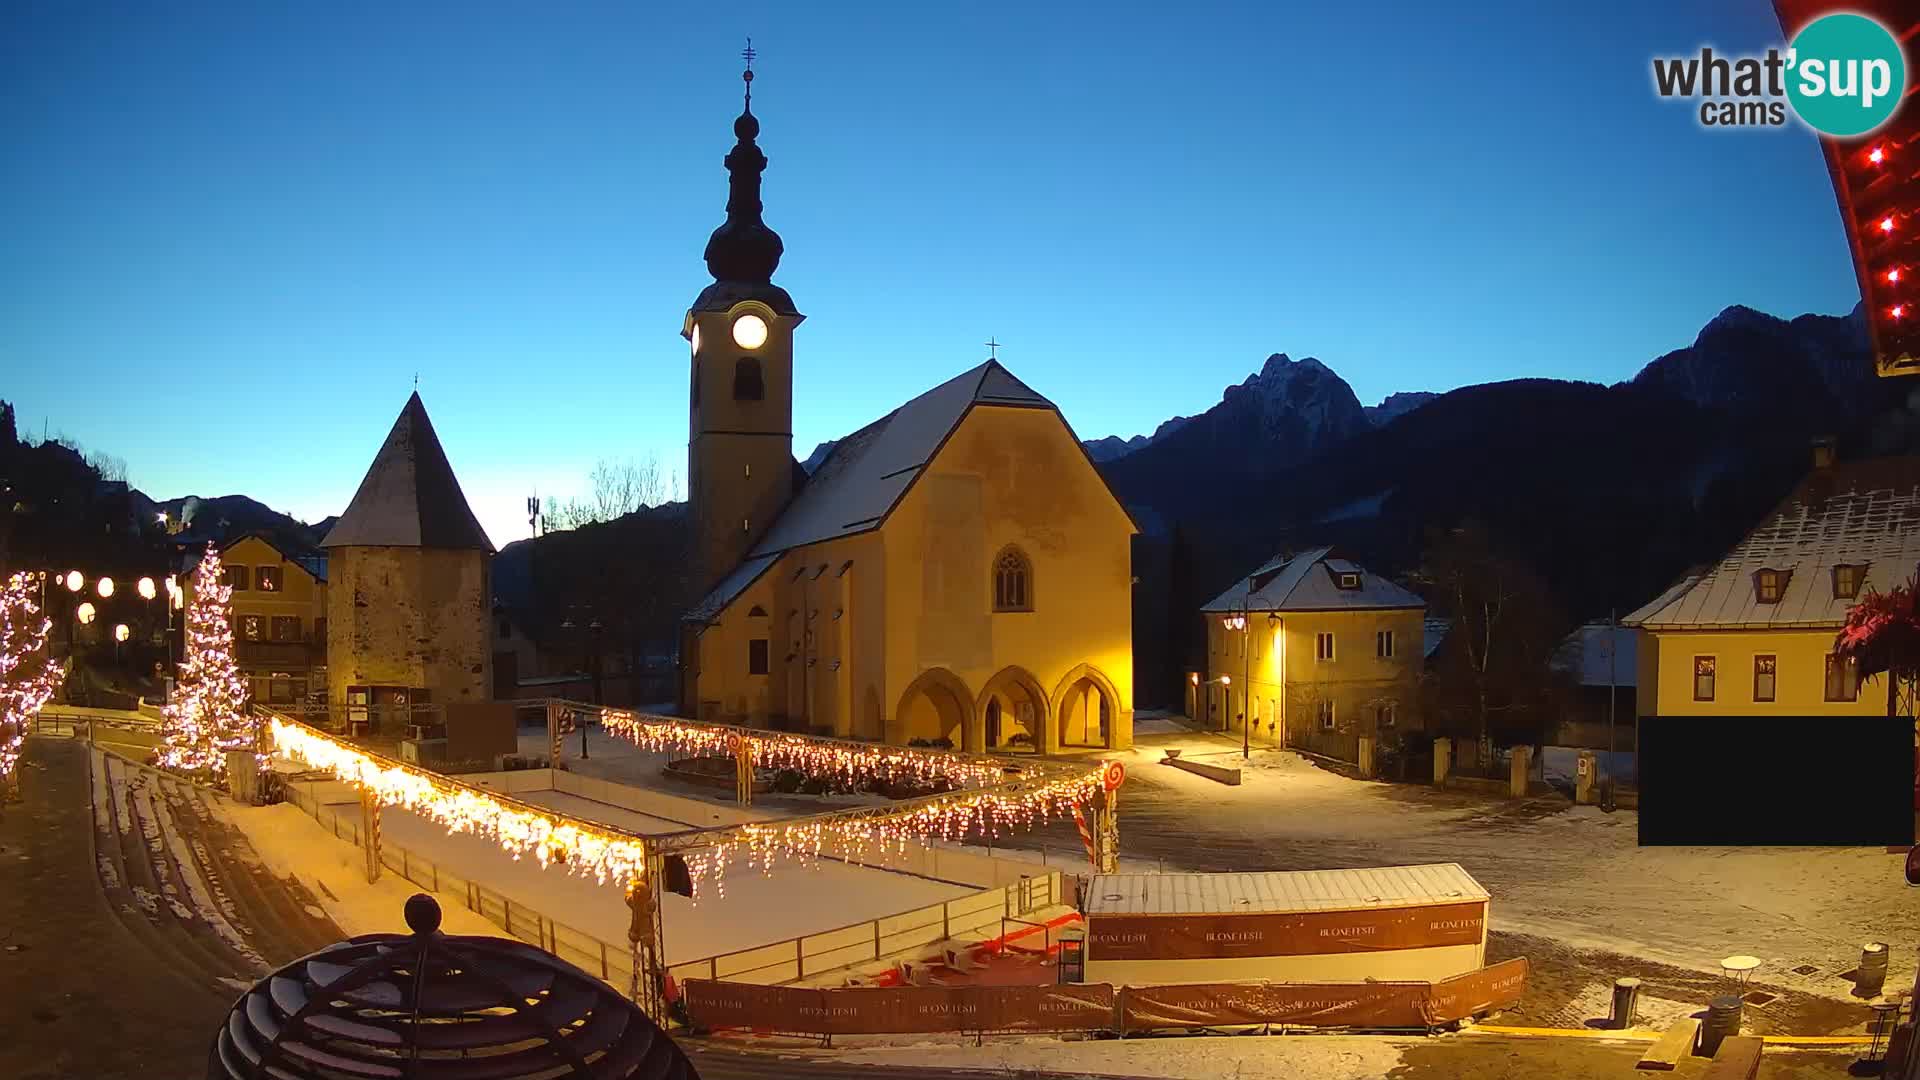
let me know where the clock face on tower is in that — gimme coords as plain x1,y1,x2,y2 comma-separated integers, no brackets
690,324,702,354
732,313,769,350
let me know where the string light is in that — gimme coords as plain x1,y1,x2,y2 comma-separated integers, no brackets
1882,216,1897,234
269,717,653,885
1870,146,1886,165
1,572,67,783
1890,268,1903,284
269,705,1109,904
158,543,255,777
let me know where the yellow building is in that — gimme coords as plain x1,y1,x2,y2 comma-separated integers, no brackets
677,79,1137,752
186,533,328,706
1625,451,1920,717
1194,548,1426,755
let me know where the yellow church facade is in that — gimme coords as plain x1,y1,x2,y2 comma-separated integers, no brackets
676,74,1134,752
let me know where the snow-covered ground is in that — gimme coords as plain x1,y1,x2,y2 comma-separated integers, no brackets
294,778,978,966
215,800,503,940
1061,718,1920,1004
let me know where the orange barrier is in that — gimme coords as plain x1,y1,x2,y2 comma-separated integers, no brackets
684,956,1529,1036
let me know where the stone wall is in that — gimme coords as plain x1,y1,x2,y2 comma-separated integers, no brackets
326,545,491,707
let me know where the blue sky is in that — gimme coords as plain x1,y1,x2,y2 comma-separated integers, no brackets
1,1,1864,548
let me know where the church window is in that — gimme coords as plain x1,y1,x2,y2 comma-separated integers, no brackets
749,638,769,675
733,357,764,400
993,547,1033,612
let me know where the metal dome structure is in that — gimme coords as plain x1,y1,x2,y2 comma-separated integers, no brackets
209,894,700,1080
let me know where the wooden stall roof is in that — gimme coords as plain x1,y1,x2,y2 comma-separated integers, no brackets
1086,864,1489,916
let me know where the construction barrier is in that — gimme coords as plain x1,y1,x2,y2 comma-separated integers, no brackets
684,956,1529,1036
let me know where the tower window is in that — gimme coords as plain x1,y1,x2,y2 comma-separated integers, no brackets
748,638,769,675
993,546,1033,611
733,357,764,400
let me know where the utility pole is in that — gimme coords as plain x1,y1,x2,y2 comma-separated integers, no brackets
1242,599,1252,759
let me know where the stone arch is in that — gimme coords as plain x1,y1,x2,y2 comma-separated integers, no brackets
890,667,973,749
1051,663,1123,751
974,666,1050,753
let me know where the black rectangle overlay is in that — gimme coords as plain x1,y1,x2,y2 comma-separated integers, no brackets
1639,715,1913,846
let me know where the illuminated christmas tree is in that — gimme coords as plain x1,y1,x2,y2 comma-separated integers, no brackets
1,571,67,790
160,544,254,775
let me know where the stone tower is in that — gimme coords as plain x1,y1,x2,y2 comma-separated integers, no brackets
321,392,495,723
684,63,803,602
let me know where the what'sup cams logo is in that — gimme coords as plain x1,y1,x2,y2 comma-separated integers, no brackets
1652,12,1906,137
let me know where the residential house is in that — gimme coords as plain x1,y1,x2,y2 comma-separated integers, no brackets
1548,622,1638,749
1194,548,1427,756
185,532,328,706
1624,448,1920,717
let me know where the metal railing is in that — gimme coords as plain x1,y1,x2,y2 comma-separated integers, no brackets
278,779,642,993
278,776,1062,992
662,871,1063,986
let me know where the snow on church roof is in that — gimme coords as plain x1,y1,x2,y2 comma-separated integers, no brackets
747,359,1050,557
1625,455,1920,630
321,392,494,552
687,359,1119,623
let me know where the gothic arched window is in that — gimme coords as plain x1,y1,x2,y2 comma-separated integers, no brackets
733,357,764,401
993,546,1033,612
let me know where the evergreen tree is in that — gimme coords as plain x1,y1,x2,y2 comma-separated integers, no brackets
159,544,253,775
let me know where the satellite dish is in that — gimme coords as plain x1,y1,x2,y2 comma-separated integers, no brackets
1905,846,1920,888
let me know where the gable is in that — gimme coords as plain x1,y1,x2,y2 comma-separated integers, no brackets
916,402,1137,539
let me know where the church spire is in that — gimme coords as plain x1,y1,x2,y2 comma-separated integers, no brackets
703,39,784,285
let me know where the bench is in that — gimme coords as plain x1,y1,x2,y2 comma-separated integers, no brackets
1636,1017,1700,1070
1699,1035,1762,1080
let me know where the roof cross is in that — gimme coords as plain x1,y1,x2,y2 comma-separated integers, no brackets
985,337,1001,361
741,37,755,109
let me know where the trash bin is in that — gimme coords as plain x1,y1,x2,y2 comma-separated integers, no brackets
1610,977,1642,1029
1700,995,1743,1056
1859,942,1890,997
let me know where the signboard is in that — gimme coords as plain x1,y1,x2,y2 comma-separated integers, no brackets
1087,901,1486,961
1119,980,1432,1031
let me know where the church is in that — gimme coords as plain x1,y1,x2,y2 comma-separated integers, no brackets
676,65,1136,753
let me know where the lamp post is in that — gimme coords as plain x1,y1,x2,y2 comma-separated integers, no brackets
585,619,603,759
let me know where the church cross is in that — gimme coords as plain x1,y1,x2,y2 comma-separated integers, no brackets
985,337,1001,361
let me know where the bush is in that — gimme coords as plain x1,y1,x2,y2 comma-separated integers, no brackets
771,768,804,793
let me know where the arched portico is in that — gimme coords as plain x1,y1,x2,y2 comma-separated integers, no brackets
974,666,1050,753
1051,663,1123,751
891,667,973,748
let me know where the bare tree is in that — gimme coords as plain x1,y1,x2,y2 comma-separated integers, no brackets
1413,521,1569,758
543,456,682,531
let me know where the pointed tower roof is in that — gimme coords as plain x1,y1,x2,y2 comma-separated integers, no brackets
690,48,799,317
320,392,494,552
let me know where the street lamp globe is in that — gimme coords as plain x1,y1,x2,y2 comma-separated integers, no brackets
114,624,130,642
65,571,83,592
77,602,96,624
97,576,115,598
137,577,157,600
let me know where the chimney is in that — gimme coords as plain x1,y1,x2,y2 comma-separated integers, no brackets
1811,436,1837,470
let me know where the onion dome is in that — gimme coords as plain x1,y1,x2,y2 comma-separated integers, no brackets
701,60,783,286
208,894,698,1079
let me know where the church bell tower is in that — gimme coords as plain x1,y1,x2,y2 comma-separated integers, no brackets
685,46,802,601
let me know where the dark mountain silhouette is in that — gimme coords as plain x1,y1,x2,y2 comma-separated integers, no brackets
1112,301,1916,709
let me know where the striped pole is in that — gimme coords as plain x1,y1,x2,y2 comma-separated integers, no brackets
360,786,382,884
1072,802,1098,868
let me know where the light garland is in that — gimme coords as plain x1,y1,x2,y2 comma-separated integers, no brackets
599,708,1015,790
159,544,256,777
677,768,1101,900
269,717,652,885
273,706,1107,905
1,572,67,784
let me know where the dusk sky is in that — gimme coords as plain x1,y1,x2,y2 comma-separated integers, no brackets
2,1,1864,549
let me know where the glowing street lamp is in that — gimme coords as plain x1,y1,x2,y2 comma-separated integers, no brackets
137,577,157,600
114,624,130,642
77,602,96,624
65,571,83,592
97,576,115,599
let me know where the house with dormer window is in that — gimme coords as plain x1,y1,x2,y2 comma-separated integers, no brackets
1624,445,1920,717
